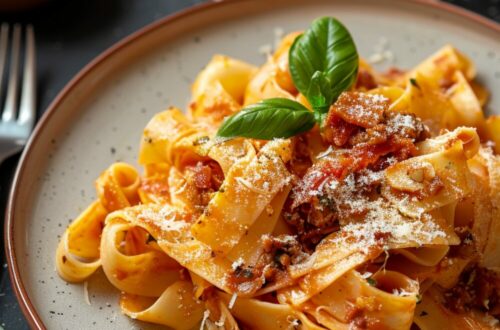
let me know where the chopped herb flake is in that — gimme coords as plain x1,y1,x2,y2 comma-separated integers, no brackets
410,78,420,89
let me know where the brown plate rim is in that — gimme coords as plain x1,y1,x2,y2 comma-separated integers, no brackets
4,0,499,329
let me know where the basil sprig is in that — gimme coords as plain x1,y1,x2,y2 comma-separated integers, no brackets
289,17,359,115
216,98,315,139
216,17,358,140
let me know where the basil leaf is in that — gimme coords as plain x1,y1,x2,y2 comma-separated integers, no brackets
314,111,328,125
307,71,333,113
289,17,358,115
216,98,315,140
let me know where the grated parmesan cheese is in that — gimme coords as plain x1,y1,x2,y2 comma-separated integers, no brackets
361,272,373,279
309,167,449,253
215,313,226,327
368,36,395,64
138,205,188,233
231,258,244,271
273,27,285,48
258,44,272,56
83,281,91,306
235,177,272,195
228,293,238,309
487,315,499,327
287,316,301,328
392,288,415,297
316,146,334,160
199,310,210,330
368,53,385,64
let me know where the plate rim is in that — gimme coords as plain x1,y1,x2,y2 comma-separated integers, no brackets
5,0,500,328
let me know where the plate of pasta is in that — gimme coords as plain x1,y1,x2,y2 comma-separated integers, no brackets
5,0,500,329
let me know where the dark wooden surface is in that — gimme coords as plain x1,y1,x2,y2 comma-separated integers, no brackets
0,0,498,329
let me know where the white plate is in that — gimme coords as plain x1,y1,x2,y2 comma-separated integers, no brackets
6,0,500,328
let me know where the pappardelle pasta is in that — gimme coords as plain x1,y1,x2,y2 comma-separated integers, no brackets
56,17,500,330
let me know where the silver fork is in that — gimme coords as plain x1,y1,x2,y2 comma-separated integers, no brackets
0,23,36,165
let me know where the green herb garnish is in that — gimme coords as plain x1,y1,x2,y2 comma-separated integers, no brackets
216,17,358,140
289,17,359,116
409,78,420,89
193,136,210,146
366,278,377,287
216,98,315,139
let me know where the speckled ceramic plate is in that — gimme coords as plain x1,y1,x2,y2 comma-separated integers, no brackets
5,0,500,329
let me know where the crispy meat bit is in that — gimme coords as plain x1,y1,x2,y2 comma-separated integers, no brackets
225,234,307,295
445,266,500,318
185,162,211,189
185,160,224,191
226,263,264,296
323,114,359,147
288,135,313,178
345,301,383,330
356,68,378,90
284,198,340,251
327,92,389,129
385,112,428,140
262,234,308,267
183,160,225,211
207,161,224,189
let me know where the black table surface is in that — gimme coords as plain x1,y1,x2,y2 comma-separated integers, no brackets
0,0,498,329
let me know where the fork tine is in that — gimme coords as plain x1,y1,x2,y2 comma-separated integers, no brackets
0,24,9,98
2,23,21,122
18,25,35,127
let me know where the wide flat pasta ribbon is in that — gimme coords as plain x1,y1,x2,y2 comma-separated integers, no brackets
218,292,324,330
100,218,182,297
139,108,208,168
306,270,418,330
190,55,257,127
244,32,300,105
385,140,473,218
95,162,141,211
414,288,497,330
55,201,106,282
191,139,292,254
407,45,475,84
120,280,204,330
